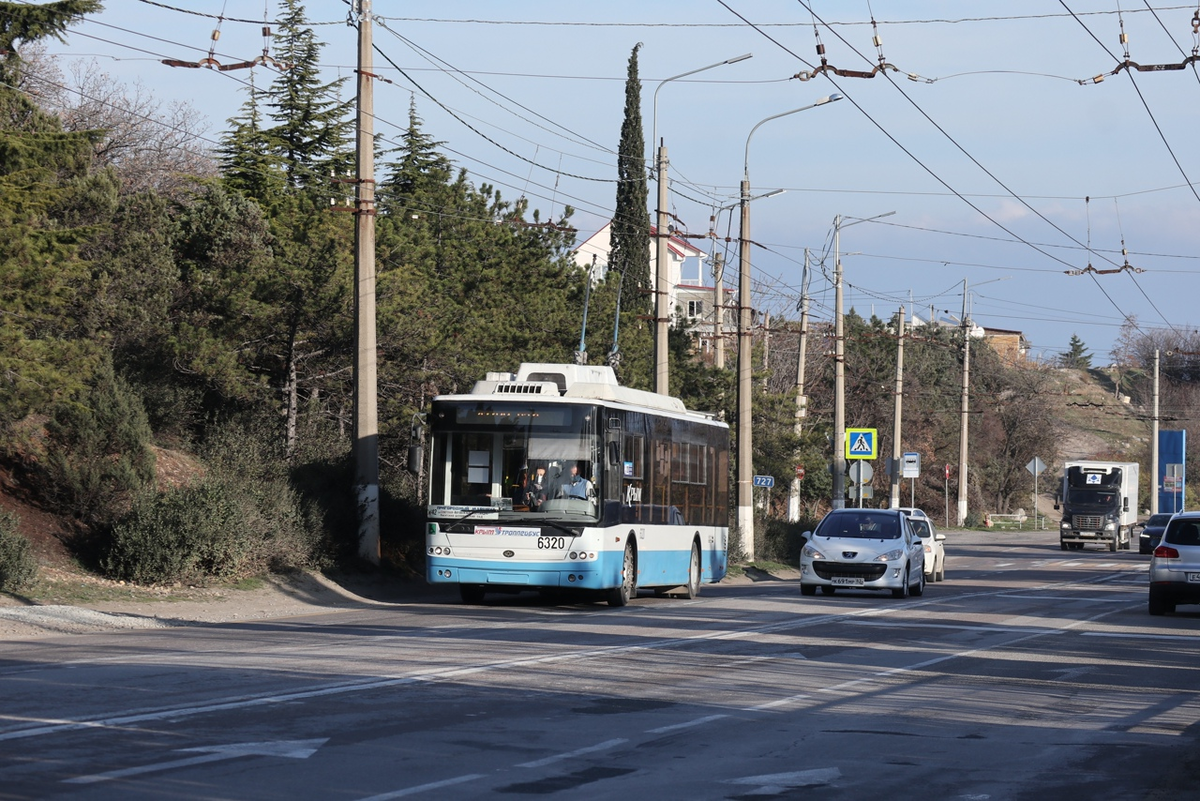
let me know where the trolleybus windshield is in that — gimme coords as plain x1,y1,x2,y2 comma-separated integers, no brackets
428,400,599,520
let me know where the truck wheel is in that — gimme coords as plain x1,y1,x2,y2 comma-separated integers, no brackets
1110,537,1118,552
1060,541,1068,551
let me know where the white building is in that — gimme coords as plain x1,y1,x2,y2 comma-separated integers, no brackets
572,221,737,360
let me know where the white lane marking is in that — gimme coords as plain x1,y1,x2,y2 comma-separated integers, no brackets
516,737,626,768
995,562,1015,567
65,739,326,784
647,714,727,734
1049,666,1096,681
845,620,1062,635
1083,631,1200,641
356,774,485,800
724,767,841,791
994,594,1133,602
746,694,809,711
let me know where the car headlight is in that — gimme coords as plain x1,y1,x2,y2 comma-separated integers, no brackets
875,549,904,562
802,544,825,560
1060,521,1071,530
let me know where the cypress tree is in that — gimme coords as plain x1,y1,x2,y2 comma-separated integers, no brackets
610,44,650,316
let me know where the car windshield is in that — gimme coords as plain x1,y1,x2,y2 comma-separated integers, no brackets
909,519,931,538
818,512,901,539
1148,514,1172,526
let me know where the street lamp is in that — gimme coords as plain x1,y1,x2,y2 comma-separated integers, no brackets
955,275,1010,526
710,190,784,370
651,53,752,396
738,92,843,560
831,210,894,510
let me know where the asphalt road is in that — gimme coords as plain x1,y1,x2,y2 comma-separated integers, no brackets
2,528,1198,800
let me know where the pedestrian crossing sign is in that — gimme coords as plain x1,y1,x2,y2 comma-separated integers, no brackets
845,428,877,460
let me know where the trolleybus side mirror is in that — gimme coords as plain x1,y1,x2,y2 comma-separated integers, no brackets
407,443,423,475
608,441,620,466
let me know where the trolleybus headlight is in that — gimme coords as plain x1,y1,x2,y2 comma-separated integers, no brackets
569,551,578,559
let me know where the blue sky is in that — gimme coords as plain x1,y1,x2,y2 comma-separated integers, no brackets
37,1,1200,364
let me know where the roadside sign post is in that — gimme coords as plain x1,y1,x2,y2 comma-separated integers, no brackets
848,461,874,509
944,464,951,529
753,475,774,523
902,452,920,508
845,429,877,508
1026,456,1046,530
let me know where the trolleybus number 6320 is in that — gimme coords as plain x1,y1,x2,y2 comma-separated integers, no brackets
538,536,566,550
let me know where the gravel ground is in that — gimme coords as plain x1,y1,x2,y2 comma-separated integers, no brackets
0,567,782,640
0,571,420,640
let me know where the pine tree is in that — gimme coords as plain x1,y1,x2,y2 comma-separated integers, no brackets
1059,334,1093,369
0,0,108,422
610,44,650,316
217,72,286,198
261,0,354,190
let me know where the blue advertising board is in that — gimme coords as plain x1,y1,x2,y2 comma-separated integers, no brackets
1158,429,1187,514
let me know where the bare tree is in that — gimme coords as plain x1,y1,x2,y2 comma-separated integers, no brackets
20,46,217,198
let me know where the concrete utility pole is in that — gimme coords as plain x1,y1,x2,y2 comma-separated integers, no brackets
788,249,811,522
713,251,725,369
738,172,755,554
653,140,671,395
889,305,905,509
957,280,970,527
832,217,846,510
1152,348,1160,515
353,1,380,563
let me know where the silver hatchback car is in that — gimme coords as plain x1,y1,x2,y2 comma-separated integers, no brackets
1148,510,1200,615
800,508,925,598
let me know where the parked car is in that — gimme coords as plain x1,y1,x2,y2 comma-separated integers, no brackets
895,506,930,523
1148,511,1200,615
800,508,925,598
1137,513,1173,555
908,516,946,581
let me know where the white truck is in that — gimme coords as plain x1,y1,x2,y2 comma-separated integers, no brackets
1054,461,1139,552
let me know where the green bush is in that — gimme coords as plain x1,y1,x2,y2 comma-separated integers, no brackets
759,517,819,566
102,414,337,585
0,511,37,592
43,360,155,526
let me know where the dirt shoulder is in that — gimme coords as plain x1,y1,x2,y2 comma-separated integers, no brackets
0,569,439,640
0,565,792,640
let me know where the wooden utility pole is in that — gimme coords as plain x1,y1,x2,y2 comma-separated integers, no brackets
353,1,380,563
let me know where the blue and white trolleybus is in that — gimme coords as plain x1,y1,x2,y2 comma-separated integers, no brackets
423,363,730,606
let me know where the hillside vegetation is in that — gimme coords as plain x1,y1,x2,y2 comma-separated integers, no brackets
3,4,1196,599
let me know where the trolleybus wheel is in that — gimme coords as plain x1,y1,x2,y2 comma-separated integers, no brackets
680,542,701,599
608,542,636,607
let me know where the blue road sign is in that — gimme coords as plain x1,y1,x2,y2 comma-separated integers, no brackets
752,475,775,488
846,428,877,460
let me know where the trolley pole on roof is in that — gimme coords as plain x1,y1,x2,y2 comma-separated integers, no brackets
353,0,380,563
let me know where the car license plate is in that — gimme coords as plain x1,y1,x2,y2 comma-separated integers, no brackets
1187,573,1200,583
831,577,864,587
